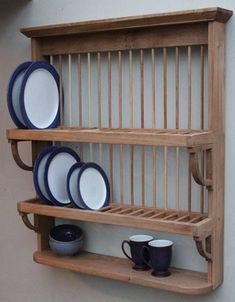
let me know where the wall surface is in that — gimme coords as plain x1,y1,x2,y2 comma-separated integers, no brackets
0,0,235,301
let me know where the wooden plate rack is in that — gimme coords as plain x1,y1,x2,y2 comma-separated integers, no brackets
7,7,232,295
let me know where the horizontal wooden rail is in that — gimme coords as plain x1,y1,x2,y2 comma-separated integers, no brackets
18,199,213,236
7,128,215,147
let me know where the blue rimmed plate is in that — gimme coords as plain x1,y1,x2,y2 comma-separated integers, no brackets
77,162,110,210
20,61,60,129
33,146,57,205
45,147,80,206
67,162,85,208
7,61,32,128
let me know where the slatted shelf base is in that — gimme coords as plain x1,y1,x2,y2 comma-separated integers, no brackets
7,128,214,147
34,250,212,295
18,199,213,236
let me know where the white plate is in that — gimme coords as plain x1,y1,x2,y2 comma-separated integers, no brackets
67,162,85,208
77,162,110,210
20,61,60,129
7,61,32,128
45,147,80,206
33,146,57,205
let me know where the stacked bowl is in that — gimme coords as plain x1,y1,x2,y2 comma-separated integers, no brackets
49,224,84,256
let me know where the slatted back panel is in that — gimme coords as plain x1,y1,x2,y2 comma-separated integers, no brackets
49,45,208,213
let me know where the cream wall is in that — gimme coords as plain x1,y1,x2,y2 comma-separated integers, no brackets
1,0,235,301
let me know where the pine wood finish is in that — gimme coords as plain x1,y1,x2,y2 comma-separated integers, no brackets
7,7,232,295
34,250,212,295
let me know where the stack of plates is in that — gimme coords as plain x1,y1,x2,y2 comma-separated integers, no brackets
33,146,110,210
7,61,60,129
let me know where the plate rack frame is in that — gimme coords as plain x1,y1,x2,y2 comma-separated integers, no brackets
6,7,232,295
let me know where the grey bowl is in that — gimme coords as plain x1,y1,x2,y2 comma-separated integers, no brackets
49,238,83,256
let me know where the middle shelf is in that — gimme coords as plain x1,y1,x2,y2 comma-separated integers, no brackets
7,127,215,147
18,198,213,237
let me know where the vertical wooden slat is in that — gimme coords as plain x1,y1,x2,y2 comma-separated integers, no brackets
151,49,156,208
68,54,72,127
152,146,157,208
163,48,168,209
108,52,112,128
187,46,192,129
187,46,192,212
200,45,205,130
58,55,64,127
151,48,156,128
97,52,102,128
108,51,113,201
129,50,134,205
120,144,124,204
130,146,134,205
175,47,179,129
118,51,123,204
142,146,145,208
78,54,83,127
176,147,180,210
175,47,180,210
97,52,102,165
118,51,122,128
129,50,133,128
140,49,145,207
49,55,53,65
163,47,167,129
140,49,144,128
87,52,92,127
77,54,83,159
87,53,93,160
200,45,205,213
164,146,168,209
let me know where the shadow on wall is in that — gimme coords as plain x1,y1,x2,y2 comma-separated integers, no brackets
0,0,31,9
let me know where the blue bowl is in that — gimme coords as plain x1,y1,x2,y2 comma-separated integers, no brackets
49,224,83,243
49,238,83,256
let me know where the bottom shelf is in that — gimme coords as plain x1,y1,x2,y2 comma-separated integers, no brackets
34,250,212,295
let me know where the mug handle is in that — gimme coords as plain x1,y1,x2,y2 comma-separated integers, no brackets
141,246,152,268
121,240,133,261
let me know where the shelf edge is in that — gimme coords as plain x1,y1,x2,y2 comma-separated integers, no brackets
33,250,213,295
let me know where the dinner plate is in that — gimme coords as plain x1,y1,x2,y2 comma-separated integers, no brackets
20,61,60,129
33,146,57,205
45,147,80,206
7,61,32,128
77,162,110,210
67,162,85,208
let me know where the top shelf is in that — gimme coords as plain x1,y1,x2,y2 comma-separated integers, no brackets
21,7,233,38
7,127,215,147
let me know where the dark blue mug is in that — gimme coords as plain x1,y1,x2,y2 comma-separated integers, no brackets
121,235,154,271
142,239,173,277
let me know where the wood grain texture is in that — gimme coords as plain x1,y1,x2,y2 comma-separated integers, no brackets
6,128,216,147
34,250,212,295
21,7,232,38
207,21,225,289
18,199,212,236
37,23,208,56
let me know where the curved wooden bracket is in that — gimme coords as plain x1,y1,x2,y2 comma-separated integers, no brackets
19,212,39,233
193,235,212,262
189,146,213,190
10,140,33,171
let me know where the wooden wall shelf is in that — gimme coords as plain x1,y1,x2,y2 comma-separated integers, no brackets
18,198,213,236
34,250,212,295
7,128,215,147
7,7,232,295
